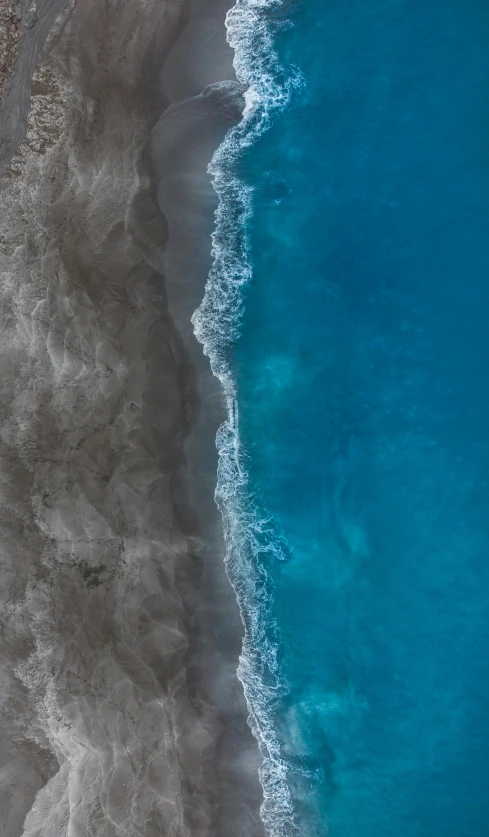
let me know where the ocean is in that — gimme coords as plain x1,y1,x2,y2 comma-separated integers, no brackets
194,0,489,835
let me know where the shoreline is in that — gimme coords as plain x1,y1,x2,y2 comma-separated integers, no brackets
152,1,267,833
0,0,263,834
189,2,303,835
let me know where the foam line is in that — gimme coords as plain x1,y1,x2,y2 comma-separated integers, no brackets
192,2,303,835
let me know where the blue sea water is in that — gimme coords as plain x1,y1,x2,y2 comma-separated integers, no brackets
194,1,489,835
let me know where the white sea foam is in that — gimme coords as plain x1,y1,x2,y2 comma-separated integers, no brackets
191,2,304,835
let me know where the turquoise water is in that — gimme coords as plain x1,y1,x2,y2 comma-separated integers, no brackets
195,1,489,834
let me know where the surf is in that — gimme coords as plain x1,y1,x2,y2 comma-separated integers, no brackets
191,1,303,834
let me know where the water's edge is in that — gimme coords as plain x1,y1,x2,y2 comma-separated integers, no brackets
192,3,302,835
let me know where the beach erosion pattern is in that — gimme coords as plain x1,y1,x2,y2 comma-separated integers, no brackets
0,1,264,835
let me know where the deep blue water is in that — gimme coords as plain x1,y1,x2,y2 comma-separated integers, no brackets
196,1,489,834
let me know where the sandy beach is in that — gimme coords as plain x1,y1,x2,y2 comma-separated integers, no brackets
0,1,263,835
0,0,21,99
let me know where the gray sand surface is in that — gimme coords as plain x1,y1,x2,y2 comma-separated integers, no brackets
0,0,263,834
0,0,22,99
0,0,70,171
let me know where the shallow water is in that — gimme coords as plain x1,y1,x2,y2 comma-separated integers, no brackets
206,0,489,834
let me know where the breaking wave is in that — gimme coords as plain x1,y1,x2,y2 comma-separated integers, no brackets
192,2,304,835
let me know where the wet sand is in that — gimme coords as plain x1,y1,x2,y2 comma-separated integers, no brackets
0,0,263,835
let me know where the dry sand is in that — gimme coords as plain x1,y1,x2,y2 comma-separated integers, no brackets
0,1,20,97
0,0,263,835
